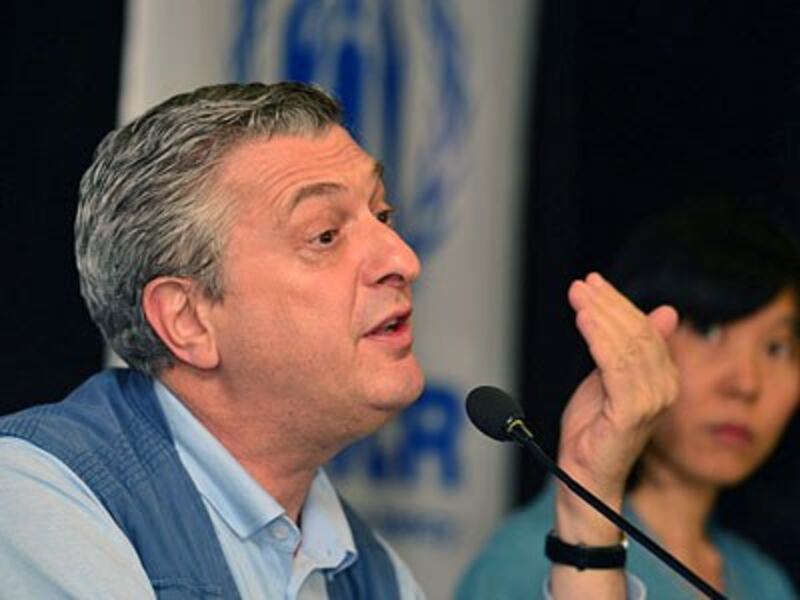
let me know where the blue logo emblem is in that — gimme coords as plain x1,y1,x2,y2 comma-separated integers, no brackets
232,0,469,260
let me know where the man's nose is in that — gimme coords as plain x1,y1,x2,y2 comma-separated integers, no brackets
364,220,422,288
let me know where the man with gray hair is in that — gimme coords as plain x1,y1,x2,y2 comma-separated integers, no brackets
0,81,677,599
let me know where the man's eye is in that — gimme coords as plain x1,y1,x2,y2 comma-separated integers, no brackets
376,209,394,226
316,229,338,245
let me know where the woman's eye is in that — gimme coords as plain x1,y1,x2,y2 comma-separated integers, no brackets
767,338,797,359
696,323,723,343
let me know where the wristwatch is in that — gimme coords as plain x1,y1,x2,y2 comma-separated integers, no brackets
545,530,628,570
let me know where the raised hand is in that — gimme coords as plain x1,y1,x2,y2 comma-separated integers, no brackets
556,272,679,539
548,273,678,598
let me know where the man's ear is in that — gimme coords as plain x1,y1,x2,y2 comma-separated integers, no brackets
142,277,220,370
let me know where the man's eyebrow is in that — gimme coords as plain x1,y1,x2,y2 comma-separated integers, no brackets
286,161,386,214
287,182,345,213
370,161,388,207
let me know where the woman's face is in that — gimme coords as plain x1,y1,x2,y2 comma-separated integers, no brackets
645,289,800,488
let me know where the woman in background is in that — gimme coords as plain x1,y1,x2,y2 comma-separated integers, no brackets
459,199,800,599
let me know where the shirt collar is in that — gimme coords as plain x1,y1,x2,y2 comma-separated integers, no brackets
301,470,357,574
153,379,356,570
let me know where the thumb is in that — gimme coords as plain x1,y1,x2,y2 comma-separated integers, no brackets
647,305,679,339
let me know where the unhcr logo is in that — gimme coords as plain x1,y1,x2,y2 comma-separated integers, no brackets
232,0,470,260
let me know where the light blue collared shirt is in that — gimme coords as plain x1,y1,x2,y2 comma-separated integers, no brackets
0,380,422,599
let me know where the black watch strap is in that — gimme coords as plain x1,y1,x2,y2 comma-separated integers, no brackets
545,530,628,570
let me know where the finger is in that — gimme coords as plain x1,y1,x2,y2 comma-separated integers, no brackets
583,273,648,332
579,274,676,354
581,299,677,362
572,286,675,392
647,305,679,339
567,279,592,312
580,303,676,371
573,307,633,374
583,274,678,341
570,277,644,365
585,273,638,313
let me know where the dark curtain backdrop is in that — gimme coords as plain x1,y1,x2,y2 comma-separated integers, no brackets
1,2,123,414
520,0,800,591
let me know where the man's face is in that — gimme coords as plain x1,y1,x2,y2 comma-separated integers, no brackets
646,289,800,487
207,126,424,445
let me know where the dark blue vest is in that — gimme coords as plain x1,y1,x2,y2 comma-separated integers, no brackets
0,369,401,599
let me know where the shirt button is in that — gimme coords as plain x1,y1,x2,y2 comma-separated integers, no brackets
271,522,290,541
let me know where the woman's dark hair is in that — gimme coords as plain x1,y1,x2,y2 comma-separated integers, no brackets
609,197,800,333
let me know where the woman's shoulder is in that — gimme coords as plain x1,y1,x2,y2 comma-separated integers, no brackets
485,483,557,551
455,485,557,600
714,526,798,598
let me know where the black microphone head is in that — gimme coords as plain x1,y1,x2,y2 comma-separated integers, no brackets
466,385,524,441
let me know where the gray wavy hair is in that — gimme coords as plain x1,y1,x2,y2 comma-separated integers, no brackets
75,82,343,376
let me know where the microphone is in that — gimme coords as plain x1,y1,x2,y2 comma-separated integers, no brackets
466,385,726,600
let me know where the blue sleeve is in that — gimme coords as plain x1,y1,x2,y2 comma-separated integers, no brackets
0,437,156,599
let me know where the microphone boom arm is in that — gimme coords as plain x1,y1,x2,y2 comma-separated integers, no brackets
507,423,726,600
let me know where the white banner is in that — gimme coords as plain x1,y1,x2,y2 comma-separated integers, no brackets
120,2,535,597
